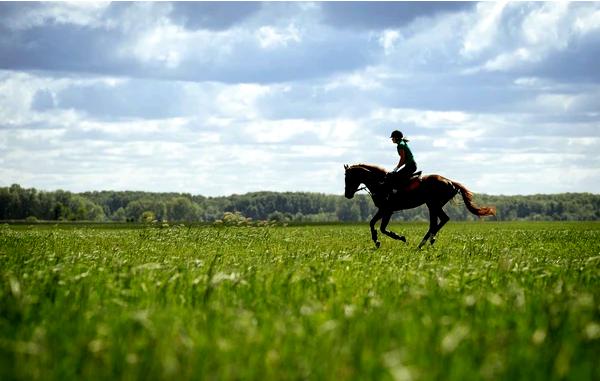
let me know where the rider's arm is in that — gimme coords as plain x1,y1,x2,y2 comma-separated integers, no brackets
394,149,406,171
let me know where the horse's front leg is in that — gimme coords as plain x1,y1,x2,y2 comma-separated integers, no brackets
370,210,383,248
380,212,407,243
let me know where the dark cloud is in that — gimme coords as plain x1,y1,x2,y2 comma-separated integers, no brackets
519,33,600,84
54,80,189,120
169,2,262,31
320,1,475,30
378,73,529,113
0,23,131,76
0,2,27,21
180,33,373,84
296,71,528,115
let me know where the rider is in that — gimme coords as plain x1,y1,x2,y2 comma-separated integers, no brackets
383,130,418,196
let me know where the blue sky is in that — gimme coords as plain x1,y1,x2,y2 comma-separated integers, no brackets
0,1,599,196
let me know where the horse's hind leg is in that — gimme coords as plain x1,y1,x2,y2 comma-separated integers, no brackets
418,206,437,250
380,212,407,243
370,210,383,248
429,208,449,245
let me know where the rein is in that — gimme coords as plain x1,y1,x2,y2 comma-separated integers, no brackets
356,185,372,196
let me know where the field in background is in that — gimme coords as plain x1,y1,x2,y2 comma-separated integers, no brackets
1,222,599,380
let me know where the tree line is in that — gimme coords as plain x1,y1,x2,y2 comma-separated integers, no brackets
0,184,598,223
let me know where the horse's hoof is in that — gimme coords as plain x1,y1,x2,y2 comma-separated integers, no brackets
375,241,381,249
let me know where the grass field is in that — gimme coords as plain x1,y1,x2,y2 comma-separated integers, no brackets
1,221,599,380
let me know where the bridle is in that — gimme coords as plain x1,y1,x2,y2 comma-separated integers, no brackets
346,166,375,197
355,185,371,196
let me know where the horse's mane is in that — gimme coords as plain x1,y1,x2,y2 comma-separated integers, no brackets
349,163,387,175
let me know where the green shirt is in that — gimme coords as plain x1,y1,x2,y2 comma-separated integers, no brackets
397,140,415,165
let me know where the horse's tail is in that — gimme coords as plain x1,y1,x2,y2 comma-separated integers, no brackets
452,181,496,217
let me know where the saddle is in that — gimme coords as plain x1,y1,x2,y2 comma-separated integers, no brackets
391,171,422,193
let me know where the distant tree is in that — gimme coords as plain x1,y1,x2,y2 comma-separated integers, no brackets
112,207,127,222
167,197,199,222
89,205,105,221
0,188,11,219
268,211,291,223
69,195,105,221
126,199,167,222
1,184,599,222
7,185,23,219
53,202,71,221
335,200,361,222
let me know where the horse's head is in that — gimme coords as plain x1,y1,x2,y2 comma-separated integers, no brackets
344,164,361,199
344,163,387,198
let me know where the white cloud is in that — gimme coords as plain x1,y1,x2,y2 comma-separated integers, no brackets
573,7,600,34
324,67,384,91
76,117,189,140
464,2,600,74
514,77,548,88
238,118,360,146
379,30,401,55
215,83,272,120
1,2,110,30
256,24,301,49
461,2,507,58
483,47,539,71
371,108,470,129
125,18,245,70
130,24,187,68
534,93,578,112
521,2,570,47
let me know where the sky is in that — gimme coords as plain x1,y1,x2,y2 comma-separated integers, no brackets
0,1,599,196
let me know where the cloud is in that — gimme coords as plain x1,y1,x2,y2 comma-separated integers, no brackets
320,2,474,30
256,24,301,49
462,2,600,82
0,2,374,83
0,2,110,30
169,2,261,31
51,78,196,120
0,2,599,196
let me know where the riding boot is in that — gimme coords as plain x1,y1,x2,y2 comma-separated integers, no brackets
384,176,412,200
380,173,395,200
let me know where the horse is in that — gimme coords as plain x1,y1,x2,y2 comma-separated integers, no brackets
343,164,496,249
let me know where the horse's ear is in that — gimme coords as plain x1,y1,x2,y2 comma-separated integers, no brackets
344,164,349,170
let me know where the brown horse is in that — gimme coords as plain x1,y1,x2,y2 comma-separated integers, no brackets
344,164,496,249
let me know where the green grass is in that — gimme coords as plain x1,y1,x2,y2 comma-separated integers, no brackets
1,222,598,380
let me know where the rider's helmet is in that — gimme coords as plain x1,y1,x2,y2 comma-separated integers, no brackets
390,130,403,139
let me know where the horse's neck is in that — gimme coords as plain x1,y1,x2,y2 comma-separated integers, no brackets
359,169,384,189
